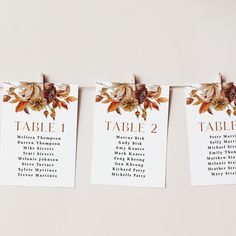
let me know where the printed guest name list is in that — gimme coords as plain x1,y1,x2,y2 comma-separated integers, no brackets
17,133,61,179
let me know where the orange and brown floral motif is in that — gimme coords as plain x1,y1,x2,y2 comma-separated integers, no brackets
96,82,168,120
186,82,236,116
3,82,77,120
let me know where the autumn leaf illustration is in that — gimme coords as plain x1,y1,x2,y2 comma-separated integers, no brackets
152,102,159,110
187,82,236,116
199,102,210,114
157,97,168,103
96,82,168,120
66,96,78,102
186,97,194,105
15,101,28,113
96,95,103,102
60,101,68,110
107,101,120,112
3,95,11,102
3,82,77,119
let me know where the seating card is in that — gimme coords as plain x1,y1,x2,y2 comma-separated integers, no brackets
186,82,236,186
91,82,169,188
0,81,78,187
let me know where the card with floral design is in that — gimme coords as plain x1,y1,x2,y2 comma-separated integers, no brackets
186,82,236,186
91,82,169,188
0,81,78,187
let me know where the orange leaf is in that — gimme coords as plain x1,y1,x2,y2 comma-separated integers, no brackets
148,91,159,98
152,102,159,110
61,101,68,110
57,85,70,97
147,99,152,109
157,97,168,103
186,97,194,105
3,95,11,102
144,100,149,109
107,102,120,112
199,102,210,114
52,100,57,108
66,96,77,102
57,101,61,109
15,101,28,113
96,95,103,102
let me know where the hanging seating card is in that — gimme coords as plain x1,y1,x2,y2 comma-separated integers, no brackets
91,82,169,188
186,82,236,186
0,81,78,187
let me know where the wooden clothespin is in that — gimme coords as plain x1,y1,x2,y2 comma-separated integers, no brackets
40,73,47,90
131,74,139,90
131,74,136,84
218,73,224,90
40,73,46,83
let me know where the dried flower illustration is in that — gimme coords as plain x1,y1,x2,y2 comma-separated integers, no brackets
28,97,47,111
222,83,236,102
121,96,138,111
211,95,228,111
186,82,236,116
19,83,43,99
96,82,168,120
135,84,148,104
44,83,57,103
3,82,78,120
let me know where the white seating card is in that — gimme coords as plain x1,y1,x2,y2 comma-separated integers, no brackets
91,82,169,188
186,82,236,186
0,81,78,187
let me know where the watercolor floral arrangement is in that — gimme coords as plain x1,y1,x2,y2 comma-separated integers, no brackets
96,82,168,120
186,82,236,116
3,82,77,120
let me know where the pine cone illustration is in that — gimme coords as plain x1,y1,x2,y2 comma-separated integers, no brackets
223,83,236,102
135,84,148,104
44,83,57,104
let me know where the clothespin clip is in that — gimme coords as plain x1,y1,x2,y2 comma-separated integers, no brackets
218,73,224,91
40,73,47,91
131,74,136,84
40,73,47,83
131,74,139,90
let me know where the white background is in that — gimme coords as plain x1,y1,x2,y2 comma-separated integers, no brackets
0,0,236,236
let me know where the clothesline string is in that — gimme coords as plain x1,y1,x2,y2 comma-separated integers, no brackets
0,84,189,89
0,72,224,89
